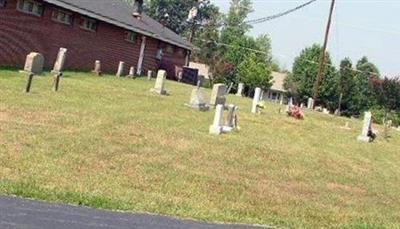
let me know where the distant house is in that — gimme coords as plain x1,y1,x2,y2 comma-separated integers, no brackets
263,71,288,104
0,0,192,78
189,62,211,79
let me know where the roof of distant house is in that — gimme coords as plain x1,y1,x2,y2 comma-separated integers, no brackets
270,71,287,92
43,0,192,50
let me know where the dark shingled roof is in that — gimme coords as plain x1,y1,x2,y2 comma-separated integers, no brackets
43,0,192,50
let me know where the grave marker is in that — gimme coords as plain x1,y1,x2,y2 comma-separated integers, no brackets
307,97,314,109
150,70,167,95
357,111,373,142
116,61,125,77
92,60,102,76
128,66,135,78
185,86,209,111
147,70,153,80
209,84,226,107
51,48,67,74
223,104,238,132
209,104,224,135
24,52,44,74
251,87,262,114
236,83,244,97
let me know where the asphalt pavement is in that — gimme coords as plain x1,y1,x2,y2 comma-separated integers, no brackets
0,195,267,229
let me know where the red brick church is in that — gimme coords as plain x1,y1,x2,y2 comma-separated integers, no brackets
0,0,192,78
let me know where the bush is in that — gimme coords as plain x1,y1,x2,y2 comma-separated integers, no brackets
370,108,400,127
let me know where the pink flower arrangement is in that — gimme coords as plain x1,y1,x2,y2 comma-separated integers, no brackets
287,106,304,119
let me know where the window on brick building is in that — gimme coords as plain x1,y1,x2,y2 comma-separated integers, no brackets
124,31,137,43
0,0,5,8
52,8,73,25
17,0,43,16
166,44,175,54
80,17,97,32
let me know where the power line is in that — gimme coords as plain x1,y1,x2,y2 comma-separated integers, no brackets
244,0,318,25
192,37,383,77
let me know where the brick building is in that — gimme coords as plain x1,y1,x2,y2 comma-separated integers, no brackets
0,0,192,78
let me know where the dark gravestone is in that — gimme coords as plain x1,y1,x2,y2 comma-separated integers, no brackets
181,67,199,86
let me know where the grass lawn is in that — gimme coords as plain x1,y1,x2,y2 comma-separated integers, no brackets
0,68,399,228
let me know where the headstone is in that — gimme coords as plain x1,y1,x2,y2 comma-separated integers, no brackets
24,52,44,74
236,83,244,97
185,87,209,111
150,70,167,95
116,61,125,77
288,97,293,107
357,111,373,142
322,108,330,114
128,66,135,78
307,97,314,109
226,82,234,94
300,103,305,109
177,71,183,82
223,104,238,132
51,48,67,74
147,70,153,80
209,104,224,135
92,60,102,76
251,87,262,114
209,84,226,107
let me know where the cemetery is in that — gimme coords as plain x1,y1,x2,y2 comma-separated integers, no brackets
1,66,400,229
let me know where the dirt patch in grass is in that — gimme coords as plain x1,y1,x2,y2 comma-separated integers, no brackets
326,182,366,194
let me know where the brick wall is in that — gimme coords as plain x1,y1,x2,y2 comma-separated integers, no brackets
0,0,186,77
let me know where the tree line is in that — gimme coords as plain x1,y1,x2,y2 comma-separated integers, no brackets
127,0,400,125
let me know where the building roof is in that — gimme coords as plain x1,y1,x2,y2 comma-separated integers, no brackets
270,71,287,92
43,0,192,50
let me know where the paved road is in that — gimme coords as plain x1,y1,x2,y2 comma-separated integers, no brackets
0,196,267,229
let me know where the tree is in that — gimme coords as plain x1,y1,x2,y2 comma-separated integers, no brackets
355,56,381,112
237,53,272,92
338,58,359,116
285,44,339,110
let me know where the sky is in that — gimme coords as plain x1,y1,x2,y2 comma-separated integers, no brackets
212,0,400,76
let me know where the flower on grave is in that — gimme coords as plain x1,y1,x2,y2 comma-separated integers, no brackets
287,106,304,120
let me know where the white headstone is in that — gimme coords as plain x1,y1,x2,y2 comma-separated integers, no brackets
93,60,102,76
251,87,262,114
209,104,224,135
147,70,153,80
185,87,209,111
150,70,167,95
210,84,226,107
52,48,67,74
116,61,125,77
357,112,373,142
24,52,44,74
224,104,237,132
128,66,135,77
288,97,293,107
307,97,314,109
236,83,244,97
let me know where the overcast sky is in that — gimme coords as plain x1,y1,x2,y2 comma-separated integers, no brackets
212,0,400,76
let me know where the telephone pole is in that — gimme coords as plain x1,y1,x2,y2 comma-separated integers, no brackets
312,0,336,108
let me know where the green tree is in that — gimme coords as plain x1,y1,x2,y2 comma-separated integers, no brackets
355,56,380,112
285,44,339,110
338,58,359,116
237,53,272,92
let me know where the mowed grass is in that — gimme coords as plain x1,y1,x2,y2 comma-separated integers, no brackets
0,68,399,229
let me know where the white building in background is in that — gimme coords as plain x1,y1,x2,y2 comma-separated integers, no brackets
263,72,288,104
189,62,211,79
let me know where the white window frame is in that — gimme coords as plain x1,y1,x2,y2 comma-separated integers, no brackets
52,8,73,25
124,31,137,43
16,0,43,17
80,17,97,32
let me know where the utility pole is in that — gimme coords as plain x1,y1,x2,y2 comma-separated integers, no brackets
312,0,336,108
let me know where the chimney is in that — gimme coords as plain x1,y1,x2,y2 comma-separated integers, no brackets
132,0,143,18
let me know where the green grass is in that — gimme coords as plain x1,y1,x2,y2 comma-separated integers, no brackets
1,68,399,228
